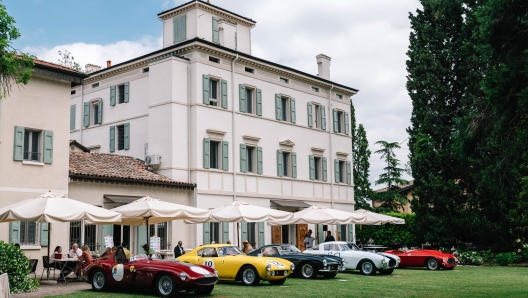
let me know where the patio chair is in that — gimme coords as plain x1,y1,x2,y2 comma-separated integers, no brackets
29,259,38,278
40,256,57,280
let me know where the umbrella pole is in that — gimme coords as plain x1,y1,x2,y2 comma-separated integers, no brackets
146,218,149,256
47,223,51,280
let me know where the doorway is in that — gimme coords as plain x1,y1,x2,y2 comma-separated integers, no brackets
113,225,130,248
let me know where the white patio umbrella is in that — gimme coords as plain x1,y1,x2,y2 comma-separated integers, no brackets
352,209,405,225
0,190,122,276
267,204,368,225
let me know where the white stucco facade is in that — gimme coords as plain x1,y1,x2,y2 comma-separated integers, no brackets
70,0,358,250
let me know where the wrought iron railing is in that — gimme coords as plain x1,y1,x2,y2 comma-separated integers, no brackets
23,151,41,162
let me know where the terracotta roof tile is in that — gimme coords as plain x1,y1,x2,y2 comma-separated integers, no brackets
33,58,85,74
69,152,194,188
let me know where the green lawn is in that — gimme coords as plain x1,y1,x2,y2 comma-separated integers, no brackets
49,266,528,298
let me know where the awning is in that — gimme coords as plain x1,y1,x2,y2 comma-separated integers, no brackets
271,199,311,208
103,195,144,204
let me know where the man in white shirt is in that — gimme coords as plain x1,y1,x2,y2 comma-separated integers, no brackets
69,243,82,257
60,243,81,279
304,230,316,249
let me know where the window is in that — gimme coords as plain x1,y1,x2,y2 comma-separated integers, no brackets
143,67,149,73
210,141,220,169
337,110,344,133
69,221,81,247
245,67,254,74
279,77,289,84
210,222,220,243
117,85,125,104
281,225,289,243
23,130,41,161
92,83,99,88
312,87,319,93
247,222,256,247
339,160,346,183
210,79,219,106
71,90,76,95
92,101,101,125
246,88,254,113
282,151,290,177
70,105,76,131
336,94,343,99
339,225,347,241
20,222,38,246
117,125,125,150
247,146,255,173
149,222,169,250
281,97,289,121
209,56,220,63
314,156,321,180
314,104,321,128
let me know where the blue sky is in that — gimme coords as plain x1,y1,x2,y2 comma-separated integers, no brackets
5,0,421,186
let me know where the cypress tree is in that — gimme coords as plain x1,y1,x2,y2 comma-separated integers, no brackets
374,141,408,212
350,101,373,210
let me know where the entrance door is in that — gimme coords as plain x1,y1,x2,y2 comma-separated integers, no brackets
296,224,308,251
271,225,282,244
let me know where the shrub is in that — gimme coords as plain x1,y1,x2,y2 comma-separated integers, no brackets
495,252,522,266
479,250,496,263
458,251,484,265
0,241,39,293
358,212,416,246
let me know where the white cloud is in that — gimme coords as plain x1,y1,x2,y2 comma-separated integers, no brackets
23,36,162,70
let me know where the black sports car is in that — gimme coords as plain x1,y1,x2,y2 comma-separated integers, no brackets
248,244,344,279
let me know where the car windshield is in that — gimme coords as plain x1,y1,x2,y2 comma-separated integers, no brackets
347,243,361,251
218,246,244,256
129,254,149,262
279,245,301,253
323,243,351,251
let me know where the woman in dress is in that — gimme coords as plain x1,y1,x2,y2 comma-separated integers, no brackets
75,245,93,280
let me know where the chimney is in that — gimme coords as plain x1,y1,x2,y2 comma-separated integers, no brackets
85,64,102,74
316,54,331,80
106,60,112,68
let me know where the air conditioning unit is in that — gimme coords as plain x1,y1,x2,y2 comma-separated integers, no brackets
145,154,161,170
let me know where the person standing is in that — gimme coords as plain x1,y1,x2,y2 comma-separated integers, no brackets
121,242,130,258
324,231,335,242
174,240,185,258
304,230,316,249
242,240,254,254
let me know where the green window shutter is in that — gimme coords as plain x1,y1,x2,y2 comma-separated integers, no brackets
124,82,130,103
173,15,187,44
256,89,262,116
292,152,297,178
276,150,283,177
222,141,229,171
240,143,247,173
257,146,263,175
9,221,20,244
321,105,326,130
203,138,211,169
109,126,115,153
335,159,340,183
13,126,24,161
137,226,146,253
275,94,281,120
346,161,352,184
202,75,210,105
241,222,248,242
43,130,54,164
348,224,354,242
309,155,315,180
307,102,313,127
203,223,210,245
212,17,219,43
290,98,296,124
97,98,103,124
110,86,116,106
222,222,229,243
239,84,246,112
258,222,265,247
221,79,228,109
83,102,90,127
40,223,49,246
101,224,114,249
345,112,350,135
317,224,324,245
322,157,328,182
333,109,338,132
70,105,76,130
124,123,130,150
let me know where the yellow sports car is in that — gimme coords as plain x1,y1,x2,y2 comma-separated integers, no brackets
178,244,294,286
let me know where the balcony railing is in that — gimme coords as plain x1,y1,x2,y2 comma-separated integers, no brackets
23,151,41,162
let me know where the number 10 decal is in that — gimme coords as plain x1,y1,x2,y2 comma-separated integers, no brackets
203,260,215,268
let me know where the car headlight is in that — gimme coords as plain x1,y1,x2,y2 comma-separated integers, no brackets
266,264,271,272
180,272,189,281
323,259,327,267
214,270,219,277
442,258,447,263
290,263,295,271
382,258,387,264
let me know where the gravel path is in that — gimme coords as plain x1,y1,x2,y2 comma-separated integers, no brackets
12,280,91,298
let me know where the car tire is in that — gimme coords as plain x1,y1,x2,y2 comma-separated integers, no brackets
321,272,338,278
91,270,108,292
268,278,286,285
299,262,316,279
239,266,260,286
359,260,376,276
426,258,439,270
379,268,394,275
154,273,177,297
194,285,214,295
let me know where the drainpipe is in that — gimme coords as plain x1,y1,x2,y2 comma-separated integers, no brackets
231,52,239,244
187,66,197,248
328,84,334,209
80,84,84,144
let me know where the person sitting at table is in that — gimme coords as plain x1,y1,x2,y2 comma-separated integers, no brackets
69,243,82,257
121,242,130,258
51,246,63,269
142,244,158,258
59,243,81,279
100,247,116,260
75,245,92,280
367,237,375,246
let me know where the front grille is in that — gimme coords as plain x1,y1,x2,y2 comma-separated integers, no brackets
330,265,338,270
274,270,286,276
196,277,218,285
388,259,397,268
447,258,456,264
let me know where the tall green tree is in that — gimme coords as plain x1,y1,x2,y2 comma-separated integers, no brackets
0,0,34,98
374,141,408,212
350,101,373,210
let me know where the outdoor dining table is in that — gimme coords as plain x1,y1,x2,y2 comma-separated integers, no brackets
363,246,388,252
49,257,78,282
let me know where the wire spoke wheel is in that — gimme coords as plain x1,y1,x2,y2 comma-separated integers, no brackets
158,276,173,295
301,263,315,279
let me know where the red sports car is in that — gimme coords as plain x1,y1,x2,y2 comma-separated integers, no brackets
383,249,457,270
83,248,218,297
